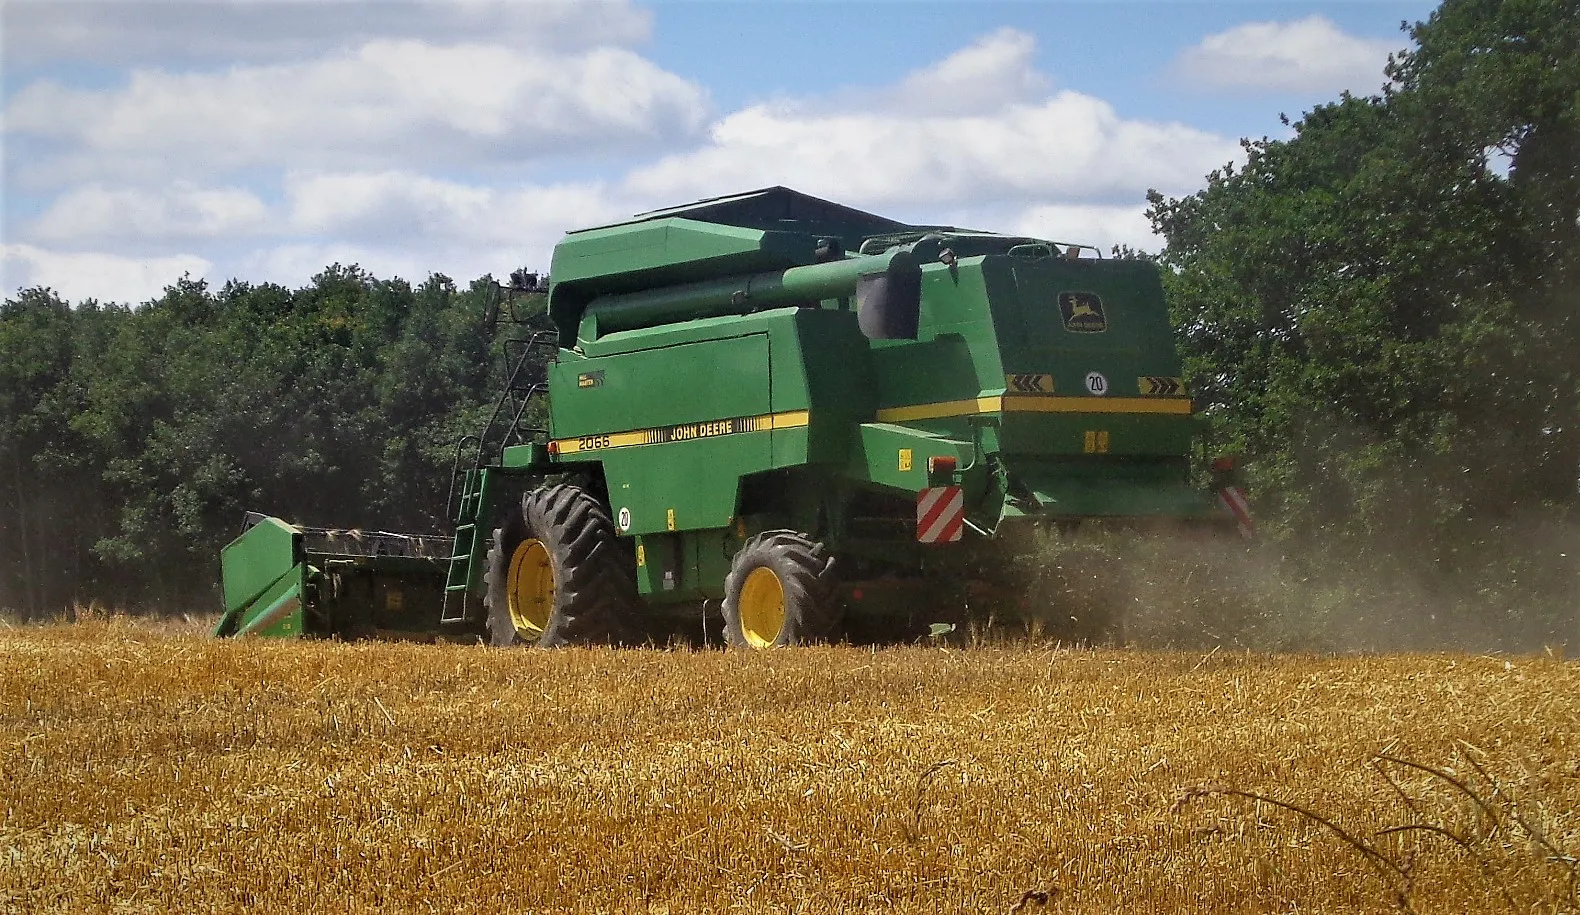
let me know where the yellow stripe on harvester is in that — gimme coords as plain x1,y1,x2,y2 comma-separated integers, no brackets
1002,395,1192,415
767,410,811,430
874,395,1190,423
872,397,1003,423
555,409,810,454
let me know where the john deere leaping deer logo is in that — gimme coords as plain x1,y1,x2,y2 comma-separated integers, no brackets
1059,292,1107,333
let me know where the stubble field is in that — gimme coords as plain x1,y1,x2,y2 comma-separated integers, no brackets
2,616,1576,914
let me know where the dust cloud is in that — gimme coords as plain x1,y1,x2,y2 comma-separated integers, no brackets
1012,515,1579,655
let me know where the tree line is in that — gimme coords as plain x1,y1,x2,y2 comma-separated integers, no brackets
2,0,1574,637
0,268,530,613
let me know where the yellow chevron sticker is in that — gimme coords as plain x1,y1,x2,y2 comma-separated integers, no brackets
1137,376,1186,396
1005,373,1055,394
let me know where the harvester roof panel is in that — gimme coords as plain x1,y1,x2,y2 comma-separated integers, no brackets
571,186,911,242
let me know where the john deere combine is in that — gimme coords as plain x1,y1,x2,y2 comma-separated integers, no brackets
215,187,1245,647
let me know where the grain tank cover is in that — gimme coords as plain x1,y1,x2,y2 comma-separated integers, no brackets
548,188,912,342
625,187,908,240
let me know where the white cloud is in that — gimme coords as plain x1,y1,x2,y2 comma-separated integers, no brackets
2,244,212,304
845,28,1049,117
1012,203,1159,254
31,183,271,241
287,173,492,238
236,242,444,288
6,171,637,297
624,90,1235,210
6,39,710,182
236,239,542,289
1174,16,1398,94
2,0,652,68
2,27,1234,300
283,171,630,253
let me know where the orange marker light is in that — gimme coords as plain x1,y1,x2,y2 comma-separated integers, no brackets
547,440,560,456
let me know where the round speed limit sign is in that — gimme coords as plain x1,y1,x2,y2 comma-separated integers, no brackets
1084,371,1108,395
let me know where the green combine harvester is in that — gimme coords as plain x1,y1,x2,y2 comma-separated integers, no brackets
215,188,1248,647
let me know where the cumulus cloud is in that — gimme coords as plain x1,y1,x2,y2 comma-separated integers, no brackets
2,0,652,68
1174,16,1398,94
6,172,635,299
284,171,631,253
6,40,711,183
236,242,452,288
2,26,1236,301
2,244,212,304
623,29,1234,212
1012,203,1159,254
236,238,552,290
624,90,1235,210
30,183,271,241
212,172,631,285
836,27,1049,117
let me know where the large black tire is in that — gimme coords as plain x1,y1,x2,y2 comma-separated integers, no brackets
483,483,638,647
721,530,839,649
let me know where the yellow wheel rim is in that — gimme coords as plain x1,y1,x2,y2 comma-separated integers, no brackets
738,566,785,649
507,539,554,635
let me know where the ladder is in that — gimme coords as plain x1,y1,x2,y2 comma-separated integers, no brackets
440,332,557,624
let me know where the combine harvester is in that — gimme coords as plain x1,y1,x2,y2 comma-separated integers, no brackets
215,188,1250,647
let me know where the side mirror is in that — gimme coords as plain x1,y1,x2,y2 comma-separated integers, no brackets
856,250,922,340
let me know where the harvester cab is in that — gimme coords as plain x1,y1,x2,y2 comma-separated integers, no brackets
215,187,1248,646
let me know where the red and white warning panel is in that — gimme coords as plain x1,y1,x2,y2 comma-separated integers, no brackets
916,486,964,543
1218,486,1255,539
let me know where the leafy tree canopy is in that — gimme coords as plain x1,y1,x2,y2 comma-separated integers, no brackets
0,269,540,614
1149,0,1578,546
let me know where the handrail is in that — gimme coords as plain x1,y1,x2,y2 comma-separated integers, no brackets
502,382,550,462
444,434,482,524
446,332,559,523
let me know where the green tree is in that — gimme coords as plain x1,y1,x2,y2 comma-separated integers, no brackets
1147,0,1577,640
0,290,139,614
1151,0,1576,528
1,264,540,616
1387,0,1580,505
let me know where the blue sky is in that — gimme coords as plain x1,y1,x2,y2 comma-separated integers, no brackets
1,0,1436,304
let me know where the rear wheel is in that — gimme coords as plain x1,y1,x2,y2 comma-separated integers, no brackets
722,530,838,649
483,483,638,647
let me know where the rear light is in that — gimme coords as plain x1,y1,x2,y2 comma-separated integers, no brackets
1211,455,1235,472
851,588,864,601
927,455,958,474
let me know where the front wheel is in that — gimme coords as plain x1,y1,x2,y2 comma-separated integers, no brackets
483,483,638,647
721,530,838,649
